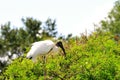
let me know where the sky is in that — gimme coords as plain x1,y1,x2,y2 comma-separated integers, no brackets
0,0,117,36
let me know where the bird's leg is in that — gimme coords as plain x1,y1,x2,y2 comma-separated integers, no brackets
51,54,54,59
43,55,46,64
43,55,47,80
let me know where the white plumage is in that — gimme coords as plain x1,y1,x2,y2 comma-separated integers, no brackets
26,40,66,62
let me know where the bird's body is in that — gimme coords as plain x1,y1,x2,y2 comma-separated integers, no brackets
26,40,65,62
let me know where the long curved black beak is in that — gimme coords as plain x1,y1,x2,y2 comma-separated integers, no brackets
56,41,66,57
61,45,66,57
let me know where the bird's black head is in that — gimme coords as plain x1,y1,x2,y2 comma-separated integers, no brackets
56,41,63,47
27,56,32,59
56,41,66,57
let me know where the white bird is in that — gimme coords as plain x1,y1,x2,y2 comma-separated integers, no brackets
26,40,66,62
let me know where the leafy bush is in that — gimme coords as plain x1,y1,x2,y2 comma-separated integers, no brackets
0,32,120,80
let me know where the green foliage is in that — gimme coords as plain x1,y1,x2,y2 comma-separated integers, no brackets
3,58,36,80
0,17,59,71
1,1,120,79
98,0,120,34
43,18,58,38
22,17,42,42
1,32,120,80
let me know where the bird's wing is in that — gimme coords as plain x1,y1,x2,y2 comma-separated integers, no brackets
30,40,55,55
32,41,42,46
32,40,52,46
